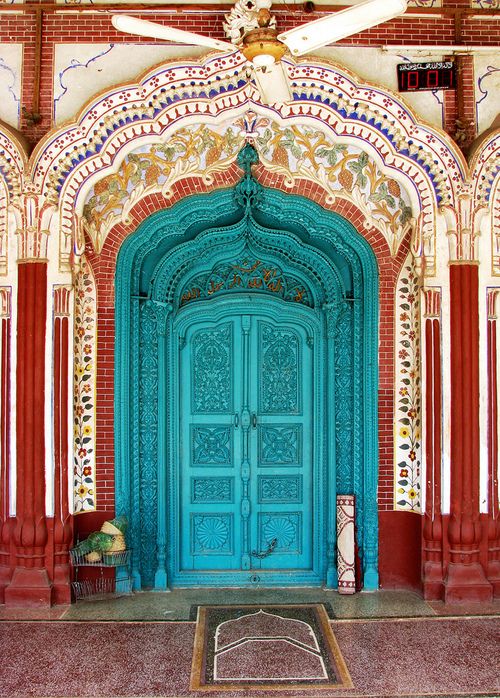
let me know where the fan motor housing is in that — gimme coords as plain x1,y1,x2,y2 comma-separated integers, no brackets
241,28,288,63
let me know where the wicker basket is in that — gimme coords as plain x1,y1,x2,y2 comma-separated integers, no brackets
100,521,123,536
102,549,131,566
108,534,126,552
84,551,102,563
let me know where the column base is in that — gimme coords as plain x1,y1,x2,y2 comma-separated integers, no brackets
4,567,54,607
423,561,444,600
444,561,493,603
0,564,13,604
487,560,500,597
52,563,72,605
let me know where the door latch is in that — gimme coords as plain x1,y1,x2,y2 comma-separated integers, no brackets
251,537,277,559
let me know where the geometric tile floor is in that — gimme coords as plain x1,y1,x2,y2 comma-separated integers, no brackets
1,591,499,697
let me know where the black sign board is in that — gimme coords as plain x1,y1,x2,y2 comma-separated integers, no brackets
397,61,455,92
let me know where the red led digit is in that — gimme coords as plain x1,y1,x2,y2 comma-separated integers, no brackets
427,70,439,88
408,71,419,89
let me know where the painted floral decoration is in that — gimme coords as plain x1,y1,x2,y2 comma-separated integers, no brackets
73,256,96,513
395,257,421,511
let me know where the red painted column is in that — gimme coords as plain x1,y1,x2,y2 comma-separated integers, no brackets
445,264,492,602
52,286,73,605
422,289,444,600
0,288,12,602
487,289,500,596
4,261,52,606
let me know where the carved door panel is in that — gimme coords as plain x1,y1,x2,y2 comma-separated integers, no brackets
178,309,316,584
179,320,243,572
249,319,313,572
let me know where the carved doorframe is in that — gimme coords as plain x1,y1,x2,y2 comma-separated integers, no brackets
115,158,379,590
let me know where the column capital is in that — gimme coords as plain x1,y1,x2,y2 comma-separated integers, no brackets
442,184,480,263
488,288,499,320
13,193,55,263
53,285,72,318
423,287,442,319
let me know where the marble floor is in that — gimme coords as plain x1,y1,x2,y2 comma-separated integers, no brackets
1,591,499,697
1,587,499,621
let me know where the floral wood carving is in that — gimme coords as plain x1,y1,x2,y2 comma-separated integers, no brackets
394,255,421,512
73,256,97,513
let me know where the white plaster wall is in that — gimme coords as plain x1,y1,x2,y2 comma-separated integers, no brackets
53,43,210,125
474,54,500,136
0,44,22,129
315,47,445,130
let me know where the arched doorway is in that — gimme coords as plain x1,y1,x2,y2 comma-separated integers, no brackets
115,146,379,590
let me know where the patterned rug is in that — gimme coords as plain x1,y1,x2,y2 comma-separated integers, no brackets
190,603,352,692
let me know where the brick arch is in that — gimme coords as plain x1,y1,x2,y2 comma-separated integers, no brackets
87,171,407,516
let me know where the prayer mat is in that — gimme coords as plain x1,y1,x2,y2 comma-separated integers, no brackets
190,603,353,692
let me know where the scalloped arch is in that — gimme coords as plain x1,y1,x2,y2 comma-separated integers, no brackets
470,129,500,207
0,124,28,265
28,53,467,270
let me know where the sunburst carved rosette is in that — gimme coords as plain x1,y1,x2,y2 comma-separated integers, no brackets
73,256,97,513
394,255,421,512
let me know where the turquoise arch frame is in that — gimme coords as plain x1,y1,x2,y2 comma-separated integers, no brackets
114,177,379,591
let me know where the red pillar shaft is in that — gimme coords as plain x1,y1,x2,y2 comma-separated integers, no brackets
52,313,73,604
445,264,492,602
5,262,53,606
423,316,443,599
0,312,12,601
487,312,500,595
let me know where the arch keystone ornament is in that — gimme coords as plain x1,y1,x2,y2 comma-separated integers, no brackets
115,144,379,591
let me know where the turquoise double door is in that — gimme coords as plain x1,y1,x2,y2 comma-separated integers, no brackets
173,300,323,587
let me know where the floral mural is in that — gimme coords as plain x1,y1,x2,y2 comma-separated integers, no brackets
255,122,413,254
394,255,421,512
73,256,97,513
82,119,413,258
82,124,243,252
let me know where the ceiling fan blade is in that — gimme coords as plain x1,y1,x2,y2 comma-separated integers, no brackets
253,61,292,105
278,0,408,56
111,14,237,52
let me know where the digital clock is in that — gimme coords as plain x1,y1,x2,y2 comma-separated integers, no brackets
397,61,455,92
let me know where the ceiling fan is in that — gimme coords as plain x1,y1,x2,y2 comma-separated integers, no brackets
112,0,408,104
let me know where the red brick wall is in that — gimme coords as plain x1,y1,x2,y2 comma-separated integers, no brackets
84,165,407,514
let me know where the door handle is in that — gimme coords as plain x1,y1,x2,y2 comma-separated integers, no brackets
234,413,239,428
252,537,277,559
251,413,257,429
